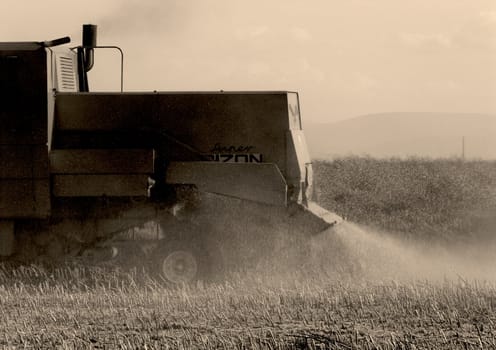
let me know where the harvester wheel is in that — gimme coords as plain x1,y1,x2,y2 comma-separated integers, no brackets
153,237,223,285
161,249,199,284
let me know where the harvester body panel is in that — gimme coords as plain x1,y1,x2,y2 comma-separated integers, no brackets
52,92,306,205
166,161,288,206
0,43,50,219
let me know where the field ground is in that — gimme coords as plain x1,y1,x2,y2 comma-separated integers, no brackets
1,157,496,349
1,265,495,349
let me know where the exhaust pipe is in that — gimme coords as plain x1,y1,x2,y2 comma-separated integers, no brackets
82,24,97,72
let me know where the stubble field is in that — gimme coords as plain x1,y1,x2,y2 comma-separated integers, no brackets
1,157,496,349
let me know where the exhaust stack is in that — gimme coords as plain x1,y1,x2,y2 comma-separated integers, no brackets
77,24,97,91
82,24,97,72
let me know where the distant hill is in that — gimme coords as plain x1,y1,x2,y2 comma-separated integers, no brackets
304,113,496,160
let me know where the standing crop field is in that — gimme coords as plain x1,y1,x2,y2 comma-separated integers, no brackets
314,157,496,243
1,157,496,349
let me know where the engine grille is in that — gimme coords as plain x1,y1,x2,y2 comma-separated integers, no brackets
55,54,78,92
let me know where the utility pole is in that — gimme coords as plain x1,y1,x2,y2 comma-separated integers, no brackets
462,136,465,160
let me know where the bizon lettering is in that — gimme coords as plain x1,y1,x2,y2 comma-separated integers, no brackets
205,144,263,163
206,153,263,163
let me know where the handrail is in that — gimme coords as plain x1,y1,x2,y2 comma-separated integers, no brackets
70,45,124,92
93,46,124,92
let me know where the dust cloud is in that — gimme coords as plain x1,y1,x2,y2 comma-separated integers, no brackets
203,196,496,285
308,221,496,283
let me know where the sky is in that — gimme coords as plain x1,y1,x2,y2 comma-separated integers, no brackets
1,0,495,123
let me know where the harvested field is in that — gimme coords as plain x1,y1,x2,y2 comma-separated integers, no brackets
1,157,495,349
0,265,495,349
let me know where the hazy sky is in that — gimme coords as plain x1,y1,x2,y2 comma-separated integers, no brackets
1,1,495,122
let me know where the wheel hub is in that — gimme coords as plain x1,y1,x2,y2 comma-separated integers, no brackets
162,250,198,284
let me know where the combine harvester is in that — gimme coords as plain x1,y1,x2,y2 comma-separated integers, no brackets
0,25,341,283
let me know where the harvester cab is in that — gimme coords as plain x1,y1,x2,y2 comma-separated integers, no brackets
0,25,341,283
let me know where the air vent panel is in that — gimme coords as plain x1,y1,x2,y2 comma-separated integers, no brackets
55,53,78,92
